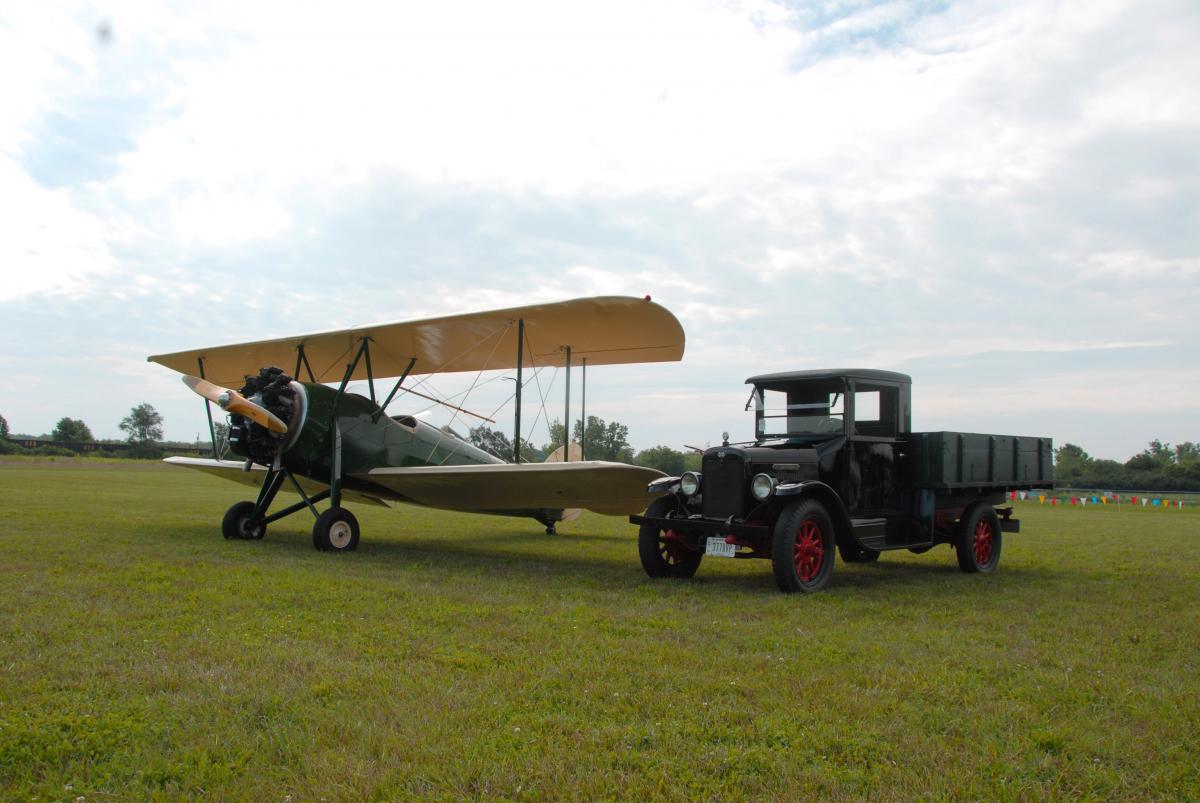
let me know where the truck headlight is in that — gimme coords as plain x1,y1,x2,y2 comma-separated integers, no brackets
751,473,776,501
680,472,701,496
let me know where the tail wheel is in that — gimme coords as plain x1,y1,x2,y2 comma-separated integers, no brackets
638,496,702,579
313,508,360,553
222,501,265,540
771,498,836,593
955,505,1001,573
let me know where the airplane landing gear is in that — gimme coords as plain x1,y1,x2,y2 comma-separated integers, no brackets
313,507,360,552
222,501,266,540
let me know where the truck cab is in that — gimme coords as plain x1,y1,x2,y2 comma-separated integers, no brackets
630,369,1053,593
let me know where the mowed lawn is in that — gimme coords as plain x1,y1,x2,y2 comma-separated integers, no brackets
1,462,1197,800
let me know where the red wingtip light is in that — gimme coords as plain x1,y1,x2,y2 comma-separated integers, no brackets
644,294,652,301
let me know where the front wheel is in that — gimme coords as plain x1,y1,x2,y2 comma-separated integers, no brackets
771,498,836,593
955,505,1001,573
222,501,265,540
638,496,703,579
313,508,360,552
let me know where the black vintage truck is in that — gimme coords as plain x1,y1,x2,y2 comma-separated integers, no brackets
630,369,1053,592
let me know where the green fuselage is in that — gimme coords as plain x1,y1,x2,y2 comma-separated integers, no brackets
279,383,501,494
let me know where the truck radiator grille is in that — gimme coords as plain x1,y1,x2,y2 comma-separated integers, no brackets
702,454,746,519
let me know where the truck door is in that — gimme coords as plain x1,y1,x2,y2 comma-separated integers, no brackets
848,383,902,516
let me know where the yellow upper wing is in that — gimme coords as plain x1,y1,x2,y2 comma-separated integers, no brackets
148,295,684,386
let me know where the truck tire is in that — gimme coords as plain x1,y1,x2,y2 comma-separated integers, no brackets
772,498,836,593
955,505,1001,573
638,496,702,579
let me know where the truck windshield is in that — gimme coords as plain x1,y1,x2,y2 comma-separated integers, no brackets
754,383,845,438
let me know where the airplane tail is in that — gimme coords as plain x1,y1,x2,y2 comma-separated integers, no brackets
544,443,583,522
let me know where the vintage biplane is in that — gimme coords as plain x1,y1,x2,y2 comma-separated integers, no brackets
148,296,682,551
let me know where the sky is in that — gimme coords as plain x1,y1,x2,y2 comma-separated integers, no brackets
1,0,1197,461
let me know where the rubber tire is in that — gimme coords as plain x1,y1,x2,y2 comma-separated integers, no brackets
955,505,1001,573
772,498,837,593
840,545,881,563
313,508,360,553
222,501,265,540
638,496,703,579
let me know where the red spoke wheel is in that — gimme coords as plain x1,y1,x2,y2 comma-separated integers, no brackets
772,499,836,593
955,504,1002,573
638,496,702,579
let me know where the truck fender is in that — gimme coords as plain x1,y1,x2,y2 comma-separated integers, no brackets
646,476,681,495
775,480,858,551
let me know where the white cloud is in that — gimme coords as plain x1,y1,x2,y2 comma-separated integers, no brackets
0,0,1197,460
0,157,117,300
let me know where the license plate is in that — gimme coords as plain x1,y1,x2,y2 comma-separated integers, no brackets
705,537,736,558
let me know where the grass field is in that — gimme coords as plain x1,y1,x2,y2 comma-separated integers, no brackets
1,461,1197,801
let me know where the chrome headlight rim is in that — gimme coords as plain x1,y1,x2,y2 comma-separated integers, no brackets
680,471,701,496
751,472,776,501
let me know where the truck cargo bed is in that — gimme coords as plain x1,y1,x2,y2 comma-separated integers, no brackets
907,431,1053,490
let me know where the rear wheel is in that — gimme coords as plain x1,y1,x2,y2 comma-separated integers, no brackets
955,505,1001,573
638,496,702,579
222,501,265,540
771,498,836,593
313,508,359,553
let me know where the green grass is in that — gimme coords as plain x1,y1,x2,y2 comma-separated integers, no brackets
1,463,1197,801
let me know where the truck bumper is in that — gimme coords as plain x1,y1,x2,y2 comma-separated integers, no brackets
629,514,771,540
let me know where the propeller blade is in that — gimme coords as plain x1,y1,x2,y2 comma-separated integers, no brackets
181,375,288,434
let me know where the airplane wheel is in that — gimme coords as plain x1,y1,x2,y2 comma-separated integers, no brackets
313,508,359,552
222,501,265,540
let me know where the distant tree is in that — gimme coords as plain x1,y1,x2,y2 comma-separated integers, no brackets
119,403,164,443
573,415,633,463
1054,443,1091,467
1174,442,1200,465
0,413,8,439
50,417,94,442
1126,440,1175,472
634,445,687,475
542,419,569,456
469,425,538,462
213,422,231,457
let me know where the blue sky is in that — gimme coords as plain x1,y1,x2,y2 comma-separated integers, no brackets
1,0,1197,460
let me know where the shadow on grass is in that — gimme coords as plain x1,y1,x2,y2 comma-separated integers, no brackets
160,518,1070,597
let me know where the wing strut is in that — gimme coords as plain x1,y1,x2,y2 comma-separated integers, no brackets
380,357,418,412
198,357,219,459
581,357,587,459
563,346,571,462
514,318,524,463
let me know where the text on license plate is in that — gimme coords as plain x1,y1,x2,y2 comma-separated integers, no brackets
705,537,736,558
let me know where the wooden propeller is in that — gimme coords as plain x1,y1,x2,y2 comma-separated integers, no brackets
182,375,288,434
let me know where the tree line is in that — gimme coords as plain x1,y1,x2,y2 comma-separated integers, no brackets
1054,440,1200,492
0,404,166,458
466,415,702,474
9,401,1193,493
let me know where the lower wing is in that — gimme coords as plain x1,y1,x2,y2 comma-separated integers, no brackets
163,456,389,507
358,461,663,516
